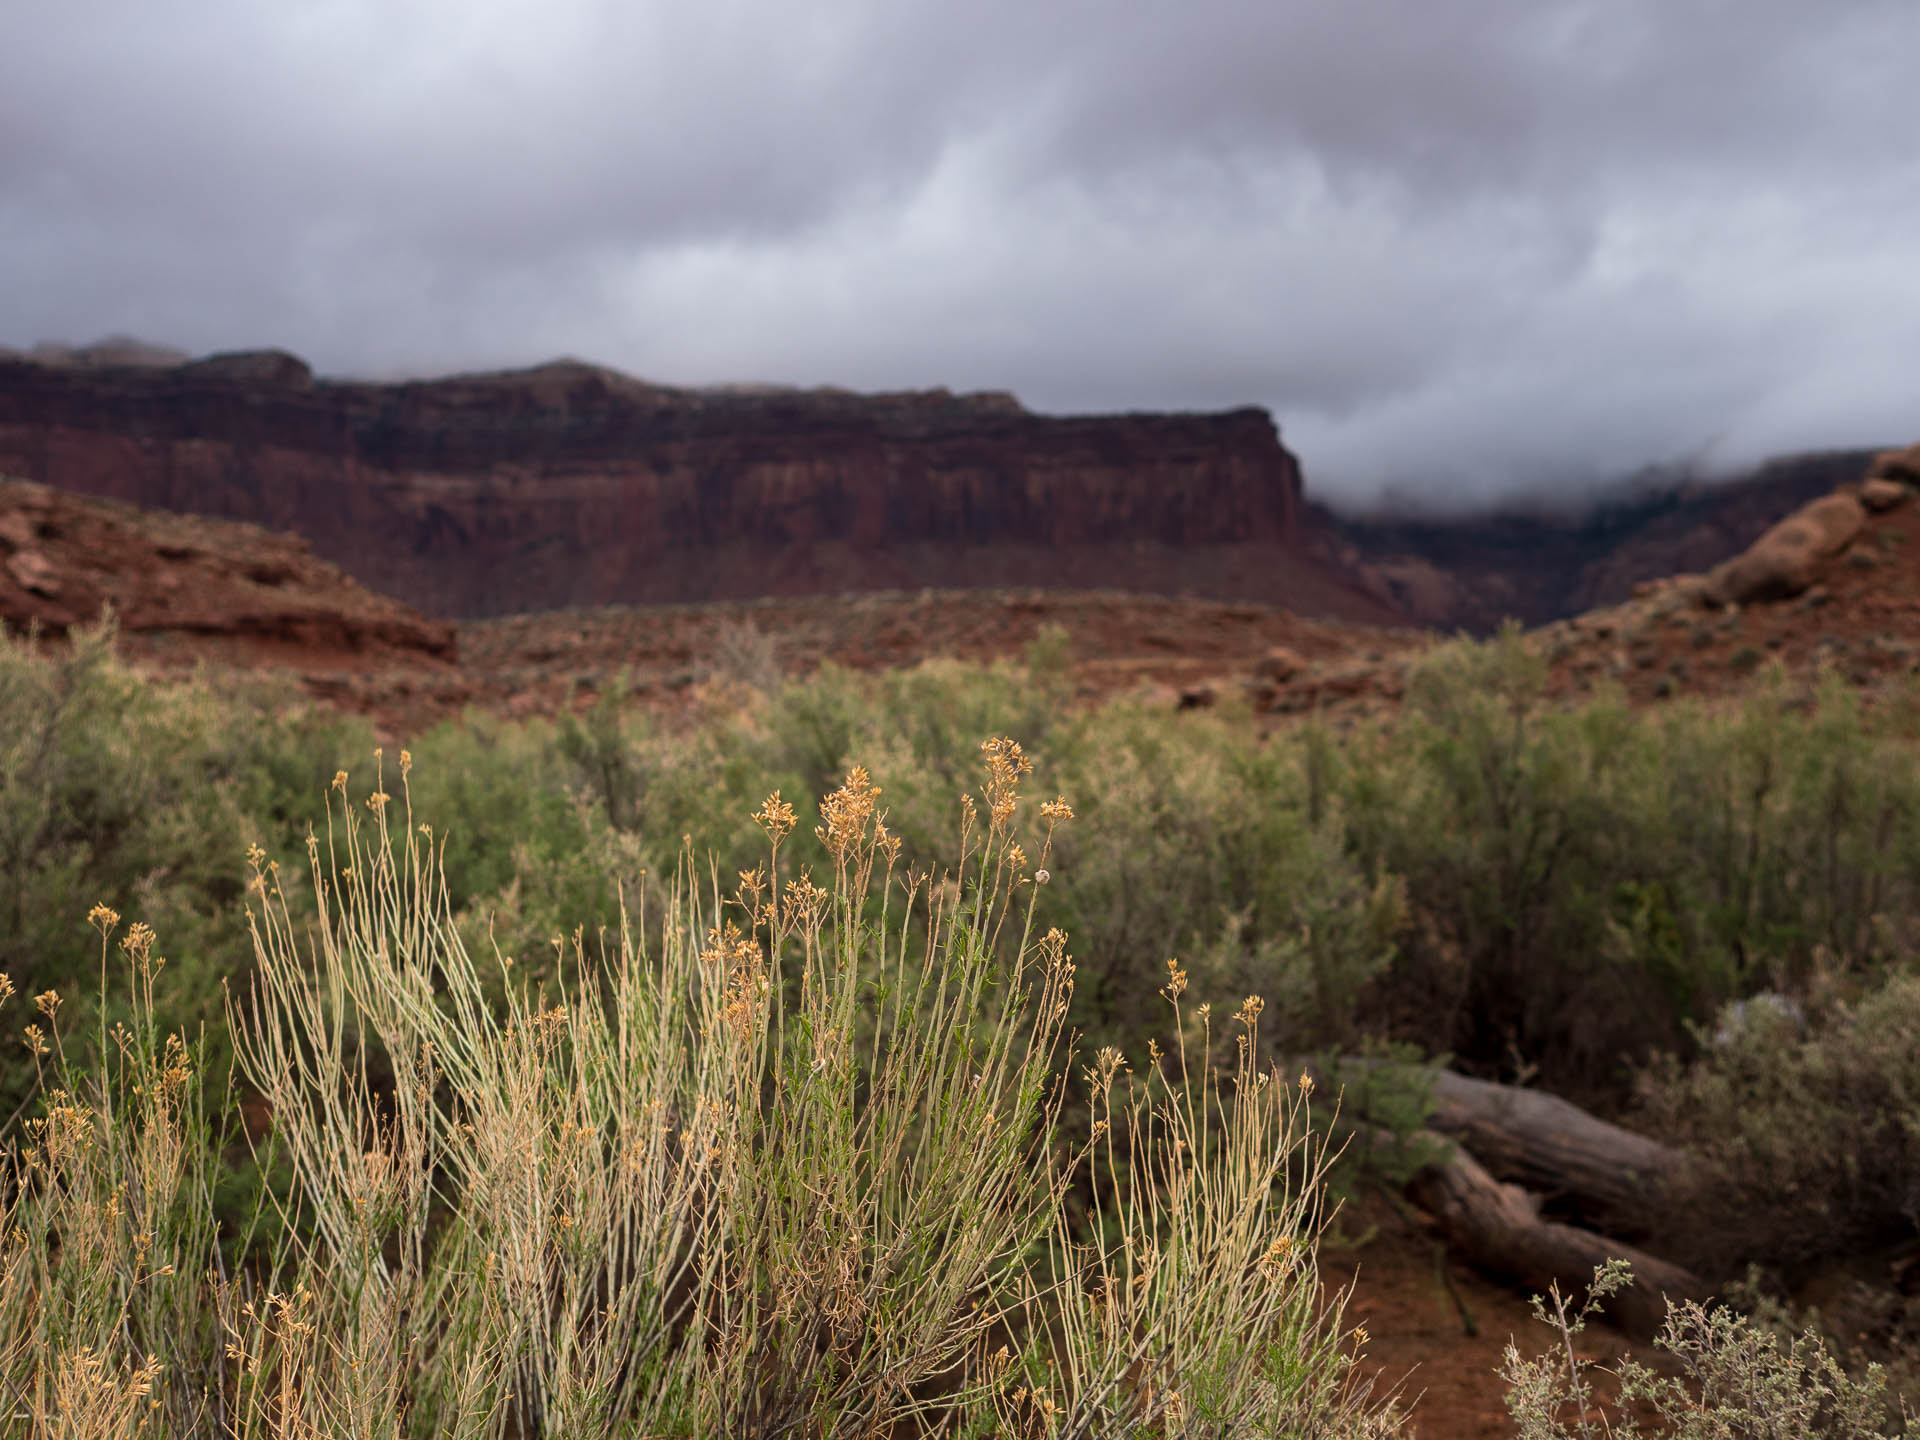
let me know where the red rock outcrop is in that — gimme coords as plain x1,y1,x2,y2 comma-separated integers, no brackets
0,351,1402,625
0,475,456,671
1702,491,1866,605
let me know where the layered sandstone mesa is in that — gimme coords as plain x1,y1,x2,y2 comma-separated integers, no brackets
0,350,1400,624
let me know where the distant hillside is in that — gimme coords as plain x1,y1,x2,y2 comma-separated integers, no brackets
0,339,1893,634
1321,449,1884,630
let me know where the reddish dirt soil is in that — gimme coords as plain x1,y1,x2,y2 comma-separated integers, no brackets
1326,1192,1661,1439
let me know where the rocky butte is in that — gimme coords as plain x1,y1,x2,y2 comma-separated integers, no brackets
0,348,1402,625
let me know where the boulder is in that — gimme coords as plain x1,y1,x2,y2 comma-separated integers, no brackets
175,348,315,387
1861,477,1911,513
1868,442,1920,485
1703,493,1865,606
5,547,59,596
1253,644,1307,683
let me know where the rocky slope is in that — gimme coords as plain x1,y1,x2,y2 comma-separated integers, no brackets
0,476,456,681
1254,444,1920,723
1324,448,1883,631
0,349,1401,625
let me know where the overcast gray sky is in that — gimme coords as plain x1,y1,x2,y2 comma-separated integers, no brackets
4,0,1916,509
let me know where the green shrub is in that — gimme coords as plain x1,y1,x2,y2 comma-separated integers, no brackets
1634,972,1920,1281
0,749,1395,1438
1334,633,1920,1096
1503,1261,1905,1438
0,615,369,1119
18,615,1920,1153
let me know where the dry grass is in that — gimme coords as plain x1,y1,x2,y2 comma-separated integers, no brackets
0,741,1392,1439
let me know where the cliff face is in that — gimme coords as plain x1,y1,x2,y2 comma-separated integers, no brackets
0,351,1401,624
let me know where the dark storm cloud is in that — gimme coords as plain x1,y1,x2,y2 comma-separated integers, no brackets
3,0,1916,507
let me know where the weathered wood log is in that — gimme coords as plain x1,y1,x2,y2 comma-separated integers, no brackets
1405,1133,1708,1341
1319,1057,1692,1227
1311,1059,1710,1337
1423,1069,1690,1227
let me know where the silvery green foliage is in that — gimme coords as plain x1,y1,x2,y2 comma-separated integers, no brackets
1504,1261,1904,1440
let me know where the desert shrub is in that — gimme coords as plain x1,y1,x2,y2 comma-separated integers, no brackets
1633,970,1920,1282
0,748,1395,1439
0,616,368,1119
0,913,239,1433
701,615,782,694
1503,1260,1904,1438
1025,703,1404,1060
438,652,1406,1066
1337,627,1687,1088
1335,632,1920,1096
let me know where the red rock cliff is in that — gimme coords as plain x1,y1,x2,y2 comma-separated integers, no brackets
0,351,1400,624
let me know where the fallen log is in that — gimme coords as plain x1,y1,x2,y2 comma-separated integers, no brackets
1310,1058,1709,1338
1405,1133,1708,1341
1423,1069,1690,1228
1319,1056,1692,1228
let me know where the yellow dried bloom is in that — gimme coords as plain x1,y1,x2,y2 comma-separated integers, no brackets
702,924,769,1045
783,873,829,927
1082,1045,1126,1097
1235,994,1265,1029
980,736,1032,831
1038,927,1071,970
753,791,797,843
87,903,120,936
815,766,881,858
23,1025,49,1057
366,791,391,812
331,770,349,793
1298,1069,1315,1096
0,975,12,1005
1040,796,1074,823
33,990,61,1019
399,748,412,777
1161,959,1188,1001
981,735,1032,781
1258,1233,1296,1283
